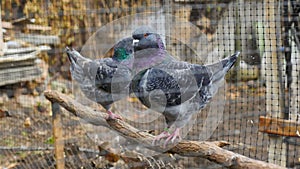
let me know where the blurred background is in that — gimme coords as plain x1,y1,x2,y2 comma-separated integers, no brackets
0,0,299,168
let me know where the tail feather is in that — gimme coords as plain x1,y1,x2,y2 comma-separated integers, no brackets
65,47,90,82
204,52,240,97
209,52,240,83
221,52,240,72
66,47,89,64
66,47,76,69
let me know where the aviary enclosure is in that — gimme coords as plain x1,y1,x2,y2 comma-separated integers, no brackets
0,0,299,168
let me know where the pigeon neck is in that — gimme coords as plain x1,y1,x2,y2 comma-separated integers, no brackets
133,49,171,74
112,47,133,62
115,55,134,69
157,37,165,50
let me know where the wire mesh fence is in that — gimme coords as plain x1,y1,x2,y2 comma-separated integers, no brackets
0,0,300,168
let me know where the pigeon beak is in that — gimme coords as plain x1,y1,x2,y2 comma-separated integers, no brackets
133,39,139,47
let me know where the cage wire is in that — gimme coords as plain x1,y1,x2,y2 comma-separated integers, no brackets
0,0,300,168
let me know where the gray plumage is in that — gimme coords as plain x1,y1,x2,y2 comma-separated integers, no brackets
131,26,240,146
66,37,134,119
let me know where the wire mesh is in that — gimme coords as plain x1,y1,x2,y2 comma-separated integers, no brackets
0,0,300,168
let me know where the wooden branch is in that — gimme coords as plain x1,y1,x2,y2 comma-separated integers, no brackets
44,90,285,169
2,21,13,29
259,116,300,137
26,24,52,31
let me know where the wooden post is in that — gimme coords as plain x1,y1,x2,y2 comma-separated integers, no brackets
288,1,300,166
0,5,4,56
289,12,300,126
264,0,287,167
52,102,65,169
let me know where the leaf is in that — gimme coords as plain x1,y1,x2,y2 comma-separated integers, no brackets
45,136,54,144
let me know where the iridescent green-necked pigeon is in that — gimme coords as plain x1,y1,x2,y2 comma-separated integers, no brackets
131,26,239,147
66,37,134,119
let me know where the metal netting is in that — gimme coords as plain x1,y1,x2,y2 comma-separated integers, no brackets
0,0,300,168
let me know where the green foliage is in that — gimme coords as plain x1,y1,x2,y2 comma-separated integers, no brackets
21,131,28,136
45,136,54,145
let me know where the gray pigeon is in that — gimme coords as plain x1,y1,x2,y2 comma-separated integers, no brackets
131,26,239,147
66,37,134,119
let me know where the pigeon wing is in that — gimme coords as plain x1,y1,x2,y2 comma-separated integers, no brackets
132,61,211,109
94,58,132,96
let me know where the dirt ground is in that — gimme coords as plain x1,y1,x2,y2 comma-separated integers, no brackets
0,80,299,169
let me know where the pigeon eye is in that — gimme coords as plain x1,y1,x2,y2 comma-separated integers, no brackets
144,33,148,37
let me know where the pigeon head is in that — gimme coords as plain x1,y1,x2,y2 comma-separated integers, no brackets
112,37,134,63
132,26,165,52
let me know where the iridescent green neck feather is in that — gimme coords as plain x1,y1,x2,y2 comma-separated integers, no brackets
113,48,130,61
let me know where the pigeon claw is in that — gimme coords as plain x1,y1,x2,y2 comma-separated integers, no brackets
106,110,122,120
152,128,181,148
152,131,170,145
163,128,181,148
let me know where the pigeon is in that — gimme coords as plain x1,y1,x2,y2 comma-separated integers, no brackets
131,26,239,147
66,37,134,119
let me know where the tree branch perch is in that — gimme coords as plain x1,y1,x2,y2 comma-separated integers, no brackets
44,90,285,169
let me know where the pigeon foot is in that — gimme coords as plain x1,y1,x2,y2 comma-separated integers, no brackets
106,110,122,120
152,131,170,145
164,128,181,148
152,128,181,148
